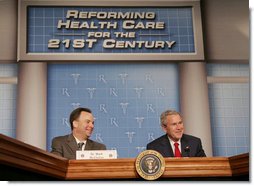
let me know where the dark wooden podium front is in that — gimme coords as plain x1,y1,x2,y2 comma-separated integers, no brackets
0,134,249,181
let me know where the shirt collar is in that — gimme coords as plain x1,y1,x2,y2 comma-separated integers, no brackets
73,135,87,145
167,135,181,146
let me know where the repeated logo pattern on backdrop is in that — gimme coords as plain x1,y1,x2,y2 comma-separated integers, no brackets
47,64,179,158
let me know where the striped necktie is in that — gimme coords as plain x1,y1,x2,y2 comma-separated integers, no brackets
78,142,84,150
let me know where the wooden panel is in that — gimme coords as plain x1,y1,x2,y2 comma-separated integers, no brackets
0,134,67,179
228,153,249,176
66,159,138,179
163,157,232,177
0,134,249,180
66,157,233,180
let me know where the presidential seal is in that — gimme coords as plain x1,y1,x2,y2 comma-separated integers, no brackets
135,150,165,180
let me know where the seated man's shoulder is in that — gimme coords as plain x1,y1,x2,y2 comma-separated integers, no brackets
147,135,166,145
52,134,69,142
89,139,106,149
183,134,201,141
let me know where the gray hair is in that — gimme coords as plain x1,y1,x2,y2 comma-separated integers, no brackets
160,110,182,126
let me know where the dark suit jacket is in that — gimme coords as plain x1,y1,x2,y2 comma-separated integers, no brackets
146,134,206,157
51,134,106,159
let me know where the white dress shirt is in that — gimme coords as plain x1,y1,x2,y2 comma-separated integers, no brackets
167,136,181,154
73,135,87,151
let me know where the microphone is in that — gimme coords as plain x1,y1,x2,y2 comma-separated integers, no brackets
184,146,190,157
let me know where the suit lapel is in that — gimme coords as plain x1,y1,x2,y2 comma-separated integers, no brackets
66,134,78,154
162,135,174,157
85,139,93,150
181,134,190,157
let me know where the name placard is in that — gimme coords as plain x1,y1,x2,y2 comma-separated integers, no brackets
76,150,117,160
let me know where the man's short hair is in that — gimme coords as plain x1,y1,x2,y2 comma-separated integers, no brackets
160,110,182,126
69,107,92,130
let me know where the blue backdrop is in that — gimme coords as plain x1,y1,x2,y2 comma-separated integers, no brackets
47,63,179,158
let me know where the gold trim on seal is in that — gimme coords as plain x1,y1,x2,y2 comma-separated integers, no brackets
135,150,165,180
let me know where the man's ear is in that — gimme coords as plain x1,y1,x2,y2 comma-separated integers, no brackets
161,125,167,133
73,120,78,129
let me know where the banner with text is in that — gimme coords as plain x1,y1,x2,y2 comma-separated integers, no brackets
27,7,194,53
